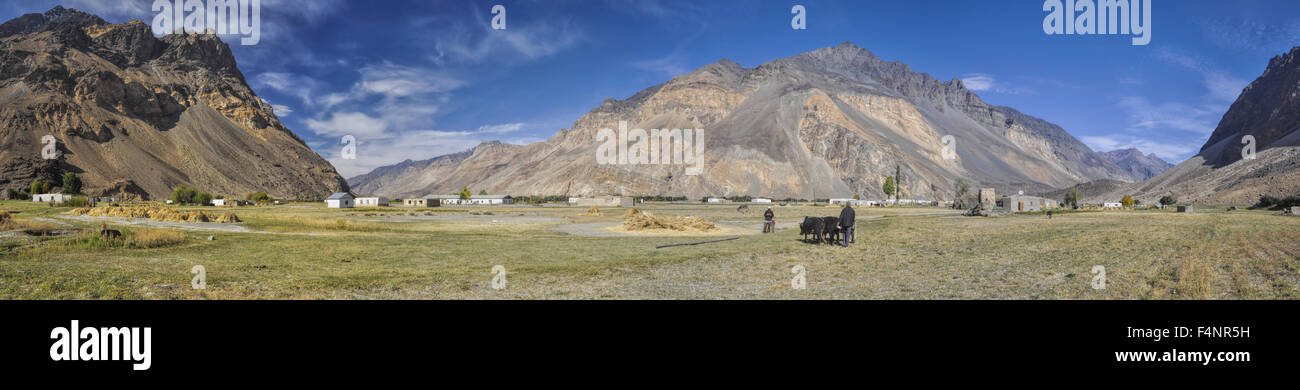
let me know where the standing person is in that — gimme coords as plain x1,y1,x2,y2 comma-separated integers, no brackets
837,203,855,247
763,207,775,233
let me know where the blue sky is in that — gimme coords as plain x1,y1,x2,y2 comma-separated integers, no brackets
5,1,1300,178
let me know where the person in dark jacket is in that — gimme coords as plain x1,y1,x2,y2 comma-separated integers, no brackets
763,207,775,233
837,203,855,247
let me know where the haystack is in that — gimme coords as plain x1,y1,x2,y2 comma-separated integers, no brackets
622,210,717,232
580,207,601,216
67,205,238,223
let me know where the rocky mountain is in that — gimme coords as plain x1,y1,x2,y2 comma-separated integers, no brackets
1100,148,1173,181
1102,46,1300,204
0,6,346,200
351,42,1136,200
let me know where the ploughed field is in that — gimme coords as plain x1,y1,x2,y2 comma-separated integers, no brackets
1,200,1297,299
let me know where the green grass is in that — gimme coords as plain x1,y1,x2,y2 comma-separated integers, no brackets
0,200,1297,299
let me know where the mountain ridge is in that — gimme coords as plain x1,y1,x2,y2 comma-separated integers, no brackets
350,42,1137,200
0,7,347,200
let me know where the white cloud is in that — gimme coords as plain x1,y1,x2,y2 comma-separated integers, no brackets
631,55,690,77
305,112,387,138
357,62,465,98
960,73,1035,95
428,13,583,65
1155,47,1248,104
271,104,292,117
961,74,995,91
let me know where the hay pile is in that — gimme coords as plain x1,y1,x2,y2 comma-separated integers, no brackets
68,205,238,223
580,207,601,216
622,209,717,232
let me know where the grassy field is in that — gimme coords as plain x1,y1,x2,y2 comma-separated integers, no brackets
1,200,1297,299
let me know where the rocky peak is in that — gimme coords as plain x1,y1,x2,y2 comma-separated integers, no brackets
1200,46,1300,166
0,6,106,38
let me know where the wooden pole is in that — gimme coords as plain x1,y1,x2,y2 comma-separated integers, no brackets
655,236,739,249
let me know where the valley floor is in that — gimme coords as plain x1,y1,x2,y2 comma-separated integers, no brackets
1,201,1298,299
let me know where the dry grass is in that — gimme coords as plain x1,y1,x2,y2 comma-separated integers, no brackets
622,208,718,232
125,229,188,248
0,210,60,233
2,201,1298,299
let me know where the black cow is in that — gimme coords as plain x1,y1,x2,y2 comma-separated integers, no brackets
821,216,840,245
799,216,819,242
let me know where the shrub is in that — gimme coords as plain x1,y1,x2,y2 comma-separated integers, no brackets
1252,194,1300,210
1121,195,1134,207
1159,195,1177,207
247,191,272,204
125,229,188,249
30,180,43,195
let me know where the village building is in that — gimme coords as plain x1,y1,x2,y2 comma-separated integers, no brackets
706,197,728,203
212,198,230,206
325,192,355,208
828,198,855,205
1102,202,1123,208
403,196,440,207
356,195,389,207
751,198,772,204
469,195,514,205
997,194,1053,212
32,193,71,203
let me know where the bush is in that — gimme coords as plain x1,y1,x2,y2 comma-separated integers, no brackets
30,180,43,195
1252,194,1300,210
1121,195,1135,207
247,191,273,204
1159,195,1177,207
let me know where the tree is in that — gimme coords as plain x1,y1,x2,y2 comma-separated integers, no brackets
894,165,903,204
853,193,860,200
169,185,201,204
479,189,488,195
1121,195,1135,207
459,188,472,200
882,176,896,199
955,179,969,199
30,180,43,195
41,181,51,194
1064,188,1081,209
195,192,213,206
61,173,81,195
1159,195,1177,207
